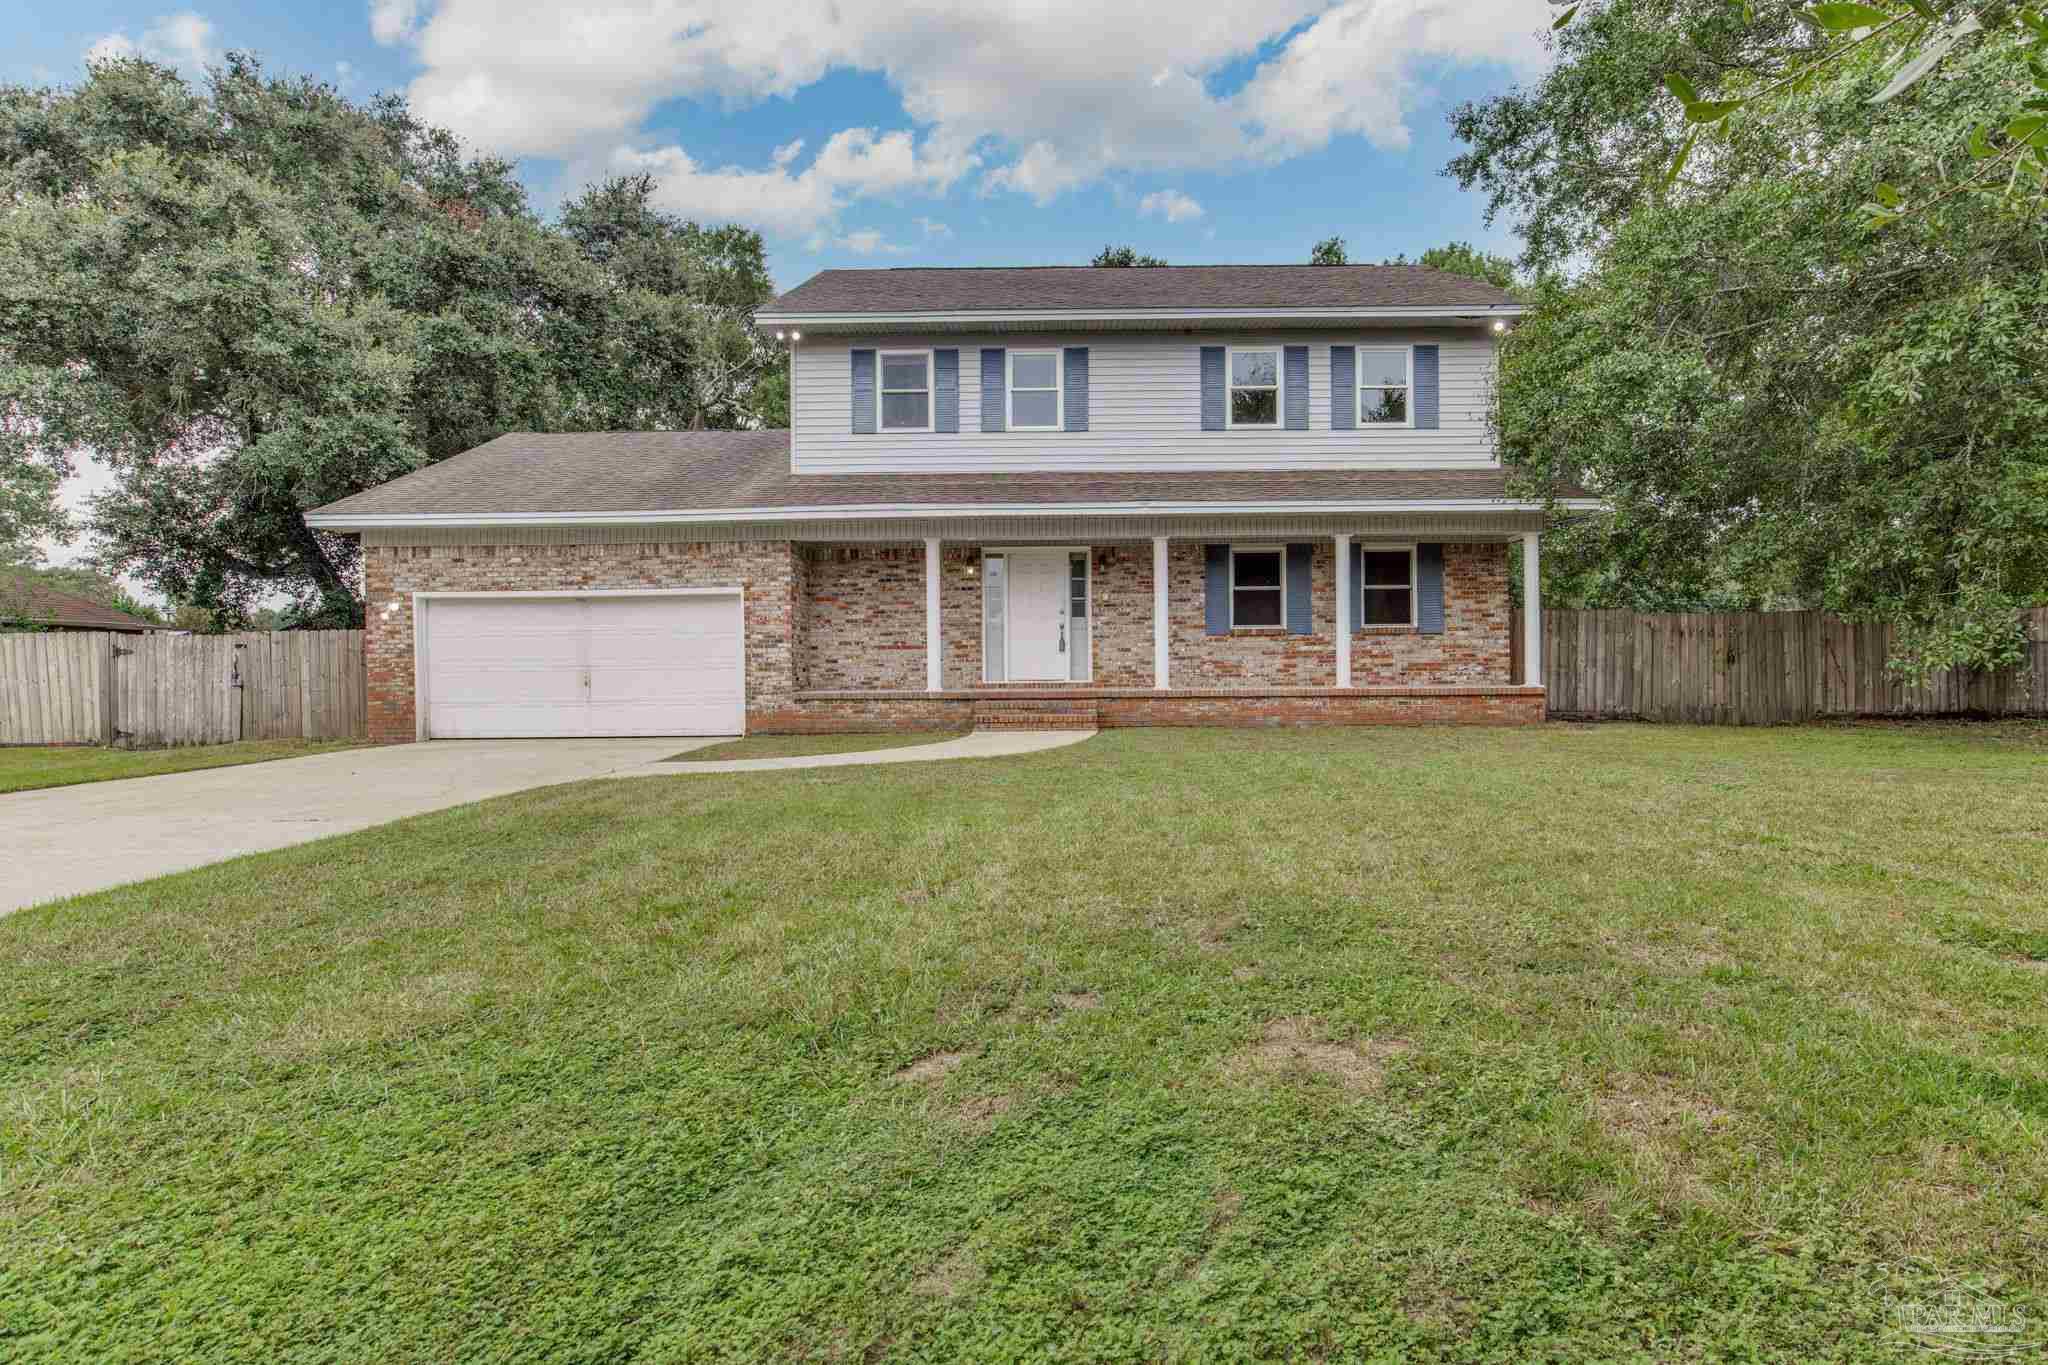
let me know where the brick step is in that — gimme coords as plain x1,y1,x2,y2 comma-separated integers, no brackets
972,698,1100,731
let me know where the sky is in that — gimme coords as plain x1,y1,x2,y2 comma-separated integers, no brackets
11,0,1554,582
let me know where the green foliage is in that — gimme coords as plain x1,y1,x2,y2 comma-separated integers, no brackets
1457,0,2048,674
0,452,65,569
1309,234,1349,264
0,58,778,627
1090,244,1169,266
1384,241,1521,292
1,564,165,624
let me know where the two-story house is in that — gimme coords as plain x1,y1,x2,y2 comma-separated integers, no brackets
307,265,1596,741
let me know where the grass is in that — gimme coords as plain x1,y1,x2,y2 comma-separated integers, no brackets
0,738,364,794
665,731,966,762
2,722,2046,1361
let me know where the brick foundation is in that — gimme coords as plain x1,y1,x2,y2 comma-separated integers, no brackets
363,534,1534,741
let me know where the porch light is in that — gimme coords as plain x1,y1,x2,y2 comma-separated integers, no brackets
790,330,802,341
1492,319,1507,333
774,330,785,340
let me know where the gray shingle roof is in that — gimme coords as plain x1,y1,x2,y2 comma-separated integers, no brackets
764,265,1519,316
310,430,1573,521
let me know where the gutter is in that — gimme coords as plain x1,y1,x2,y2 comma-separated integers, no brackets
307,496,1607,532
755,304,1528,331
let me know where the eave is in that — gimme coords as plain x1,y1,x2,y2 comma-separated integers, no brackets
753,304,1528,337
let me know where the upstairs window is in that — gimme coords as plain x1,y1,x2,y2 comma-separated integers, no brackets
1230,546,1285,627
1008,350,1063,430
1227,348,1281,428
1357,347,1411,426
1360,546,1416,626
879,351,932,431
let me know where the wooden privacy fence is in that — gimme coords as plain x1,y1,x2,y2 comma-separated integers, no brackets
1538,608,2048,724
0,630,365,747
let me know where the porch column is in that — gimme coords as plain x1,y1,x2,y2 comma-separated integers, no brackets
1521,531,1542,687
925,536,942,692
1333,533,1352,688
1152,536,1170,689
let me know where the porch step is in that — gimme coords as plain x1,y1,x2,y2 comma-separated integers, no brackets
972,698,1100,731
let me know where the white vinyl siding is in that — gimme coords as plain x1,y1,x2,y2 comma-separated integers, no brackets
791,330,1496,473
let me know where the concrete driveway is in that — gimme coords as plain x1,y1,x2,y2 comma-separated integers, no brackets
3,738,698,914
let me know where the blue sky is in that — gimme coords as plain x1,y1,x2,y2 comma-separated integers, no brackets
10,1,1552,291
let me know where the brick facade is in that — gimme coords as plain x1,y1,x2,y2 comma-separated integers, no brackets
362,535,1529,741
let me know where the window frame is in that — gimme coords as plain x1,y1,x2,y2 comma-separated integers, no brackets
1224,344,1285,430
1354,343,1415,430
1357,541,1418,629
877,347,935,433
1229,543,1288,630
1007,348,1064,431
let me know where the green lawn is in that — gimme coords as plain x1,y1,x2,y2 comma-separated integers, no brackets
0,738,364,794
666,731,966,762
3,724,2045,1361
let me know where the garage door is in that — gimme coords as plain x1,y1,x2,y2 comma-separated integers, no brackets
420,593,744,738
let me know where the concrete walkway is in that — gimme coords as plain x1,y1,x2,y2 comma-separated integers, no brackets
622,727,1095,776
4,738,684,914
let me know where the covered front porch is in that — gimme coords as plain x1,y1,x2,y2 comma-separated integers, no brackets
769,524,1549,731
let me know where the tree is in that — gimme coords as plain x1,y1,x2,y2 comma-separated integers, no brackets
1091,245,1168,267
0,564,165,624
1383,242,1519,292
0,57,778,628
1309,236,1349,264
1451,0,2048,674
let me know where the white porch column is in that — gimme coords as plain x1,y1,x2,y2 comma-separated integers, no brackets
1332,533,1352,689
1151,536,1170,689
925,536,943,692
1521,531,1542,687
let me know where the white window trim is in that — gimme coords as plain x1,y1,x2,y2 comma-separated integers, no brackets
878,348,934,433
1355,344,1416,430
1357,541,1418,628
1228,543,1287,630
1224,344,1285,430
1007,348,1064,431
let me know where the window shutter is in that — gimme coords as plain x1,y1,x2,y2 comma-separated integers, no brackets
934,349,959,433
1283,346,1309,430
980,348,1006,432
1413,344,1439,430
1285,543,1313,634
1330,346,1355,431
1417,543,1445,634
1204,544,1230,635
851,349,876,434
1350,542,1364,634
1063,347,1089,431
1199,346,1225,430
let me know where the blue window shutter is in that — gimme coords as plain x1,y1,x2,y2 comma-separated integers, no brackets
1063,347,1089,431
851,349,876,434
1204,544,1230,635
1350,542,1364,634
1199,346,1225,430
1417,543,1445,634
1284,346,1309,430
1285,543,1313,634
1330,346,1355,431
980,348,1006,432
1413,344,1439,430
934,349,959,433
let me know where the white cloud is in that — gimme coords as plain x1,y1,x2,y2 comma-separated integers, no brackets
610,126,975,236
370,0,425,46
915,216,952,239
823,228,909,255
382,0,1550,216
1139,189,1204,223
85,11,219,75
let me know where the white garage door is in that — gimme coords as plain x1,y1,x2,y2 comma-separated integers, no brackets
420,593,744,738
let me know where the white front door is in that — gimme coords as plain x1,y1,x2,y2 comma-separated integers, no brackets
1006,550,1070,681
421,593,744,738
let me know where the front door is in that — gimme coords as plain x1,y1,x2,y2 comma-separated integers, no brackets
1006,550,1070,681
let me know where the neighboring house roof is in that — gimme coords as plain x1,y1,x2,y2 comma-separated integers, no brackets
0,576,157,632
766,265,1519,315
307,431,1595,529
